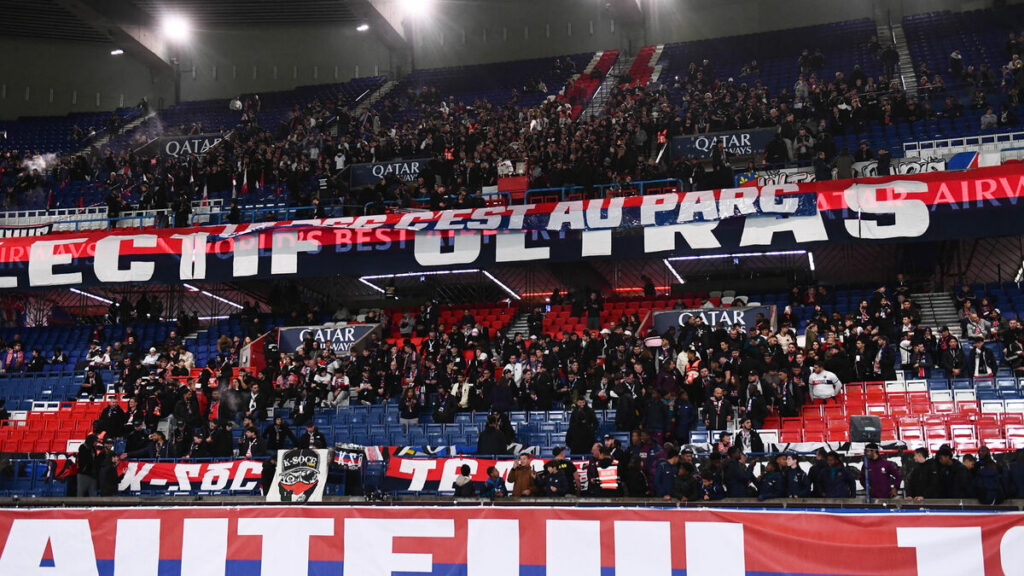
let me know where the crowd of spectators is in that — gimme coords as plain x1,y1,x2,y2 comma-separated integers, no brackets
467,439,1024,505
0,272,1013,501
6,29,1022,217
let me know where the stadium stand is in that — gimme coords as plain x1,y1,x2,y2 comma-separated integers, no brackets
2,5,1024,511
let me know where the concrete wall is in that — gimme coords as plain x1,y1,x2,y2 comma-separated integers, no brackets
0,38,174,120
406,0,1003,70
408,0,643,69
174,24,395,102
0,24,396,120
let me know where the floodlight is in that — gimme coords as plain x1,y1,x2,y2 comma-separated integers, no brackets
162,14,191,42
400,0,434,18
356,23,370,32
110,48,124,56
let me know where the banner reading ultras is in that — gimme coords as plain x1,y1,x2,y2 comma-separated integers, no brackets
1,165,1024,289
0,506,1021,575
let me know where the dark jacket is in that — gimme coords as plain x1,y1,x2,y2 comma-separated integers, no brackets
934,459,972,498
538,470,569,496
785,466,811,498
263,423,298,451
298,428,328,449
967,345,998,377
238,436,267,458
673,400,698,442
974,460,1008,505
476,426,508,456
566,405,598,455
97,451,119,496
723,457,755,498
673,469,701,501
77,438,98,475
820,464,857,498
453,475,477,497
653,458,677,497
758,471,786,500
906,458,937,499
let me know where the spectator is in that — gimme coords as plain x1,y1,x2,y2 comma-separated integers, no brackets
876,148,892,176
757,460,786,500
480,466,508,498
933,445,972,498
537,460,569,496
673,462,701,501
703,387,733,430
653,443,680,499
477,414,509,455
820,451,857,498
734,417,764,454
904,447,934,501
238,426,267,458
981,107,999,130
784,453,811,498
263,416,297,452
967,337,997,377
834,147,855,180
809,362,843,402
940,337,967,378
723,446,755,498
298,422,328,449
565,398,598,454
974,446,1007,505
76,434,100,497
453,464,477,497
510,453,537,497
858,443,902,499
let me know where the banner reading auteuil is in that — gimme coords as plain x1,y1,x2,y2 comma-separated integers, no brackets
0,506,1020,574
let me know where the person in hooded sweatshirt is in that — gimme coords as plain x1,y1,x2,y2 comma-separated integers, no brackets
673,462,701,502
453,464,476,497
821,452,857,498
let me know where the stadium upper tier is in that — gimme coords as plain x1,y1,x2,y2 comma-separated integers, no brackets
0,9,1022,224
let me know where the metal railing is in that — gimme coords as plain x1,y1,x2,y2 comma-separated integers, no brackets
903,130,1024,157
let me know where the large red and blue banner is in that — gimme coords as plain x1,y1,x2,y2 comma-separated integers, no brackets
383,456,591,493
1,165,1023,288
115,460,264,494
0,505,1021,575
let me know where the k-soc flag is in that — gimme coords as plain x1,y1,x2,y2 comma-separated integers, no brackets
652,305,776,334
267,448,328,502
277,323,380,355
349,157,431,188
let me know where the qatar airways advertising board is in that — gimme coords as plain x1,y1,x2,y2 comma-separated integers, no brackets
0,506,1021,575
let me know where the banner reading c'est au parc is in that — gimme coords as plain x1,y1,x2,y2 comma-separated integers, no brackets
1,165,1023,289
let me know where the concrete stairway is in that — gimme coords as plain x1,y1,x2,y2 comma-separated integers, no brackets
913,291,959,334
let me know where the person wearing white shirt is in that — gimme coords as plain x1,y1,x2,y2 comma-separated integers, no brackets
141,347,160,367
504,355,524,387
808,362,843,401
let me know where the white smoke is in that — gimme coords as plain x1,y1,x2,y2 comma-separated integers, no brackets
22,153,58,174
